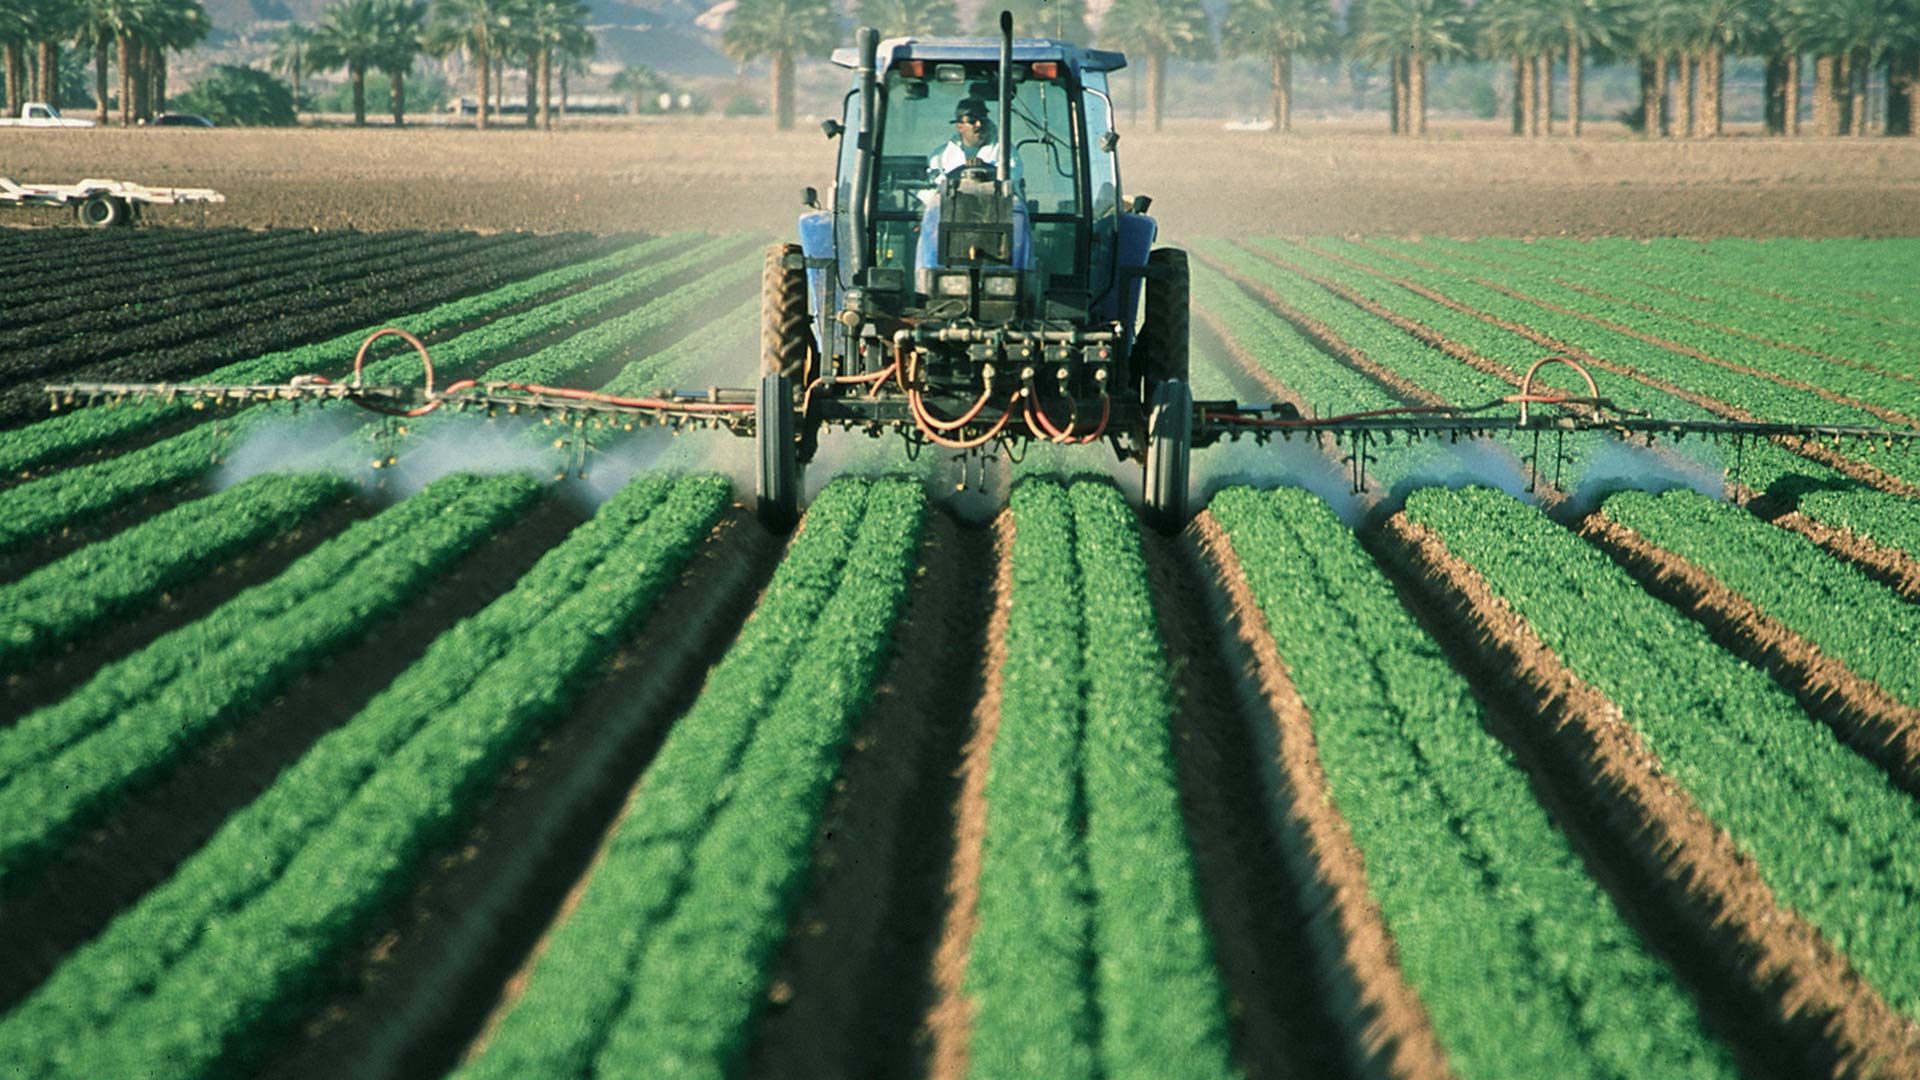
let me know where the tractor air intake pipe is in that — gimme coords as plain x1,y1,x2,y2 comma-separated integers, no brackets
997,11,1013,187
849,26,879,286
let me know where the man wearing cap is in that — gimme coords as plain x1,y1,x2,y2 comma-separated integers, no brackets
927,97,1021,187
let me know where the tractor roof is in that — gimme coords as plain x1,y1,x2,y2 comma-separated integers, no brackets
831,36,1128,76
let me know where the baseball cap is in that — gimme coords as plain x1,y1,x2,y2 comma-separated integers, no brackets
953,98,989,123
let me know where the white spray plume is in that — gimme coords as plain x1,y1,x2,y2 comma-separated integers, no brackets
212,408,369,491
1563,438,1728,517
1382,436,1540,513
1191,437,1372,528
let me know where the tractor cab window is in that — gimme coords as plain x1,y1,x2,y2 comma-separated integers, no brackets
1081,72,1120,305
870,62,1087,299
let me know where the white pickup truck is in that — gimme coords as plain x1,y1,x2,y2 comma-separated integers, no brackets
0,103,97,128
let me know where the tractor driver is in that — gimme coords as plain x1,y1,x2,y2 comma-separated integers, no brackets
927,98,1022,189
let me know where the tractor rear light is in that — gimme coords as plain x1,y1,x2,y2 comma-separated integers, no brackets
936,272,971,298
981,272,1019,298
1030,61,1061,80
896,60,926,78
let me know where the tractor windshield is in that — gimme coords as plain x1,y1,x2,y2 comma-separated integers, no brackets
865,62,1094,307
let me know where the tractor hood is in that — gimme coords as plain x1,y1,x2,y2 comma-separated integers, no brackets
830,36,1127,77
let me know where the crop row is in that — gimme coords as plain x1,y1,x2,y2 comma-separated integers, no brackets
0,471,731,1079
0,470,356,672
0,230,622,431
0,229,358,333
460,475,925,1079
1422,238,1920,377
1598,488,1919,707
0,230,497,384
0,229,394,350
1367,238,1919,419
1403,486,1920,1022
0,235,739,555
967,478,1235,1080
1298,239,1919,491
0,229,271,301
0,231,692,476
1210,485,1736,1079
0,470,541,895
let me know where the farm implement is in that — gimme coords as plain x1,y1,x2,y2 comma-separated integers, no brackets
38,16,1920,529
0,177,225,227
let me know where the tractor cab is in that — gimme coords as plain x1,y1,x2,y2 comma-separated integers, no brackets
799,32,1154,374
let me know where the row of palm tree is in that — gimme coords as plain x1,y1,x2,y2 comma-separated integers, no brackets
1,0,210,125
724,0,1920,138
268,0,591,127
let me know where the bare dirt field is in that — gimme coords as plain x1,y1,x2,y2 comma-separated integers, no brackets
5,115,1920,238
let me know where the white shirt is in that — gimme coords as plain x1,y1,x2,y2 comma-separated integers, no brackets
927,140,1021,186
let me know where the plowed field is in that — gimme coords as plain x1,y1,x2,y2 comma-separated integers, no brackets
1,228,1917,1080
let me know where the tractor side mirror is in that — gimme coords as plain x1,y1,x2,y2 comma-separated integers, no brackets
1100,130,1119,153
1129,194,1152,214
821,118,844,139
802,186,821,209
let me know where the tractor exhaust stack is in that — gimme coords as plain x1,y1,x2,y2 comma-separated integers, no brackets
849,26,880,286
997,11,1013,187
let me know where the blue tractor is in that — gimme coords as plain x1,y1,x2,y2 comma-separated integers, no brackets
756,13,1200,531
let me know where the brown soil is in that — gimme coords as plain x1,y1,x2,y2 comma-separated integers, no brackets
5,121,1920,237
744,509,995,1080
256,507,784,1080
1188,512,1453,1080
1352,239,1920,429
922,509,1014,1080
1579,513,1920,798
1278,240,1920,499
1140,524,1354,1080
1770,510,1920,602
1370,511,1920,1079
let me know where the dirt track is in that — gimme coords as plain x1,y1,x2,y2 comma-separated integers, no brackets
4,118,1920,237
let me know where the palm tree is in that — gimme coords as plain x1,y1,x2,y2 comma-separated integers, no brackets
1102,0,1212,132
269,22,315,118
610,62,662,113
1787,0,1915,135
142,0,209,116
429,0,512,128
1478,0,1557,135
310,0,386,124
71,0,116,120
1353,0,1469,135
375,0,426,124
1546,0,1630,136
1221,0,1335,133
720,0,839,131
521,0,586,129
1629,0,1694,136
32,0,78,109
857,0,956,37
0,0,29,115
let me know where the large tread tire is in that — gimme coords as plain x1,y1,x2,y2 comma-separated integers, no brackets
1144,377,1192,535
757,371,799,533
1137,247,1190,398
761,243,814,380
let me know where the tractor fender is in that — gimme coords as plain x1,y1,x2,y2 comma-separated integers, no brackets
1113,211,1157,353
798,209,835,327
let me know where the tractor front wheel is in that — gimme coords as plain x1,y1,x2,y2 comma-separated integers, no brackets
1143,377,1192,534
757,371,799,532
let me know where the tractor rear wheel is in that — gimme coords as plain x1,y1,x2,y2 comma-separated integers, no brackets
1136,247,1189,398
762,243,814,381
1143,377,1192,534
757,371,799,532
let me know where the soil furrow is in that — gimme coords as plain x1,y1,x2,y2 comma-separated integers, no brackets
1578,513,1920,798
1188,512,1453,1080
924,509,1013,1080
1767,511,1920,602
1368,511,1920,1080
745,508,995,1079
257,506,784,1080
1142,523,1355,1080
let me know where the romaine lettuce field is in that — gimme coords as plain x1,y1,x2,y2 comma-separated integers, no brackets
2,227,1917,1080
